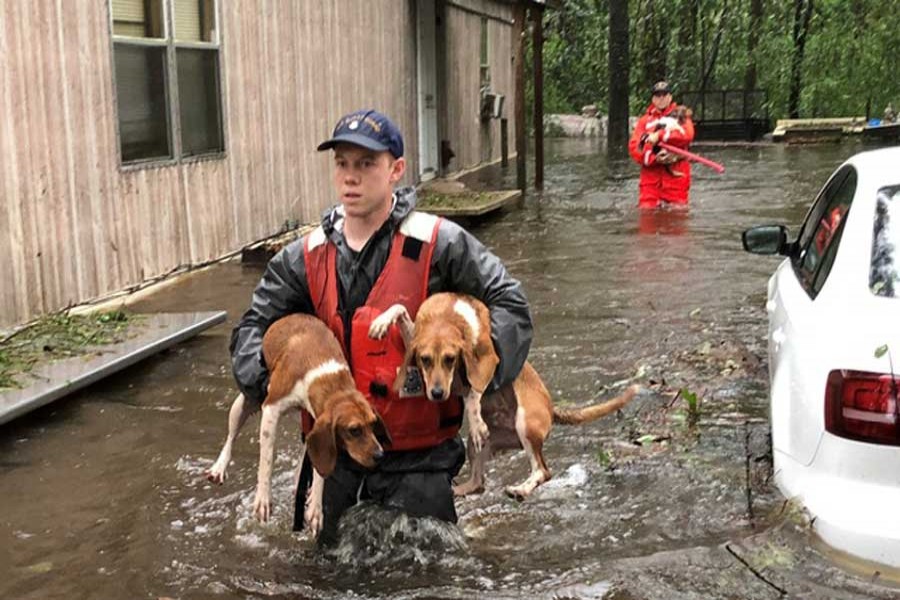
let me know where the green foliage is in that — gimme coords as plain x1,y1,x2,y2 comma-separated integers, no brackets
0,310,138,389
527,0,610,117
531,0,900,120
681,388,696,408
680,388,701,427
595,447,613,469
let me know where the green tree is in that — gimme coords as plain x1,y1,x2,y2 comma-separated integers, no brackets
531,0,900,121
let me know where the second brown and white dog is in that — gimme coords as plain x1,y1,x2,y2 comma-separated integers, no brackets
369,293,639,500
206,313,389,535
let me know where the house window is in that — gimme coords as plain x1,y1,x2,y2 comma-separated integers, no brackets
110,0,223,165
479,17,490,92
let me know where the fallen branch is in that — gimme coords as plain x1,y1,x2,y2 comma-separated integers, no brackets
725,543,787,596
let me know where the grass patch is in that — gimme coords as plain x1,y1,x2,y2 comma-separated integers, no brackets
417,189,497,210
595,448,614,470
667,388,703,430
0,310,140,390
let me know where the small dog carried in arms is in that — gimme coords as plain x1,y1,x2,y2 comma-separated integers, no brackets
206,313,390,538
369,292,639,500
645,106,693,178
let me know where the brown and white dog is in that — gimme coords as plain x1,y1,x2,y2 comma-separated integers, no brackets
206,313,389,534
369,293,639,500
646,106,693,178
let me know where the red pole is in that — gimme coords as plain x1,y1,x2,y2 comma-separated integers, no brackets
658,142,725,174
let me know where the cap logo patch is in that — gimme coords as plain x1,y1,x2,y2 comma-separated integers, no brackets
349,120,359,130
363,117,382,132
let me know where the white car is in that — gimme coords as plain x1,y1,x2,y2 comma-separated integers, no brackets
743,146,900,568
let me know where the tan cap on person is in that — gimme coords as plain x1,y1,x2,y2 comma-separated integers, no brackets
651,81,671,96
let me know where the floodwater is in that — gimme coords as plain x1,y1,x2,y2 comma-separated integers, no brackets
2,139,899,599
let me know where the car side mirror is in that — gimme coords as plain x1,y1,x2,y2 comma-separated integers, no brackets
742,225,792,256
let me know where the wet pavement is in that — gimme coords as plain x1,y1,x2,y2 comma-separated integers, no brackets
2,138,900,599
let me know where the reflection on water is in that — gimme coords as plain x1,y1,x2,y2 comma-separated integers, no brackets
2,139,897,599
636,206,690,236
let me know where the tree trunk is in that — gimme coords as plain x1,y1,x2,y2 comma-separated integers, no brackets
700,0,728,93
744,0,763,91
607,0,630,158
678,0,702,116
788,0,815,118
641,7,668,87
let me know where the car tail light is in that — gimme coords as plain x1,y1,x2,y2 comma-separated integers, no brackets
825,370,900,445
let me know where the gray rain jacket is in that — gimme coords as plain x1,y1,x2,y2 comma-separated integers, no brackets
229,187,532,405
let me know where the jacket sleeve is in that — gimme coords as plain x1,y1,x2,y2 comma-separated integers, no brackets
628,114,655,166
429,219,533,390
229,239,314,405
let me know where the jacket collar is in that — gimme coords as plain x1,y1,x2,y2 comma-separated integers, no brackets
320,186,418,237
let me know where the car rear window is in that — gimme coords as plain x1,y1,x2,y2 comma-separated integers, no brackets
870,185,900,297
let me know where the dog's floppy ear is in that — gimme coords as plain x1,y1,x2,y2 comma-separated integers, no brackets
461,339,500,394
373,413,392,446
394,339,418,392
306,410,338,477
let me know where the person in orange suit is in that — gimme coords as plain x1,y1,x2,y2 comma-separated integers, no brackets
628,81,696,209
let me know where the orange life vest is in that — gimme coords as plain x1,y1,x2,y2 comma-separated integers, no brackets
302,212,463,451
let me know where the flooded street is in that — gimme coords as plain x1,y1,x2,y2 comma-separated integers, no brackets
2,139,898,599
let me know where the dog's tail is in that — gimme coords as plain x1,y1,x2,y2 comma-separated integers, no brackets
552,384,639,425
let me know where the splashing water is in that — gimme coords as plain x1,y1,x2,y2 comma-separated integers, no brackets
328,502,472,572
542,464,589,490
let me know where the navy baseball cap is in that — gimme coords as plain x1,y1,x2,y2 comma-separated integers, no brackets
317,109,404,158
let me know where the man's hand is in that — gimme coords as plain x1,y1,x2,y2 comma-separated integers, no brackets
646,131,661,146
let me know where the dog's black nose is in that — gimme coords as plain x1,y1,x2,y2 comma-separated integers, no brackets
373,447,384,461
430,386,445,401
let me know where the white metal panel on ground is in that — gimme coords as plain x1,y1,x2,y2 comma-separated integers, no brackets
0,311,226,426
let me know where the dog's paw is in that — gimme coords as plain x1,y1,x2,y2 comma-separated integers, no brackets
253,489,271,523
205,460,228,484
452,479,485,497
504,484,530,502
304,495,324,537
469,415,490,453
368,311,395,340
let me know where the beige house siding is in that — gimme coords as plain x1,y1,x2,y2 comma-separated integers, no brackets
443,0,516,172
1,0,516,328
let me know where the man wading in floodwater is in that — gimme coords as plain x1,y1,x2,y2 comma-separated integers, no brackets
229,109,532,546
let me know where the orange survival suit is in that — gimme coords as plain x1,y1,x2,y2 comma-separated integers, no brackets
628,102,696,209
